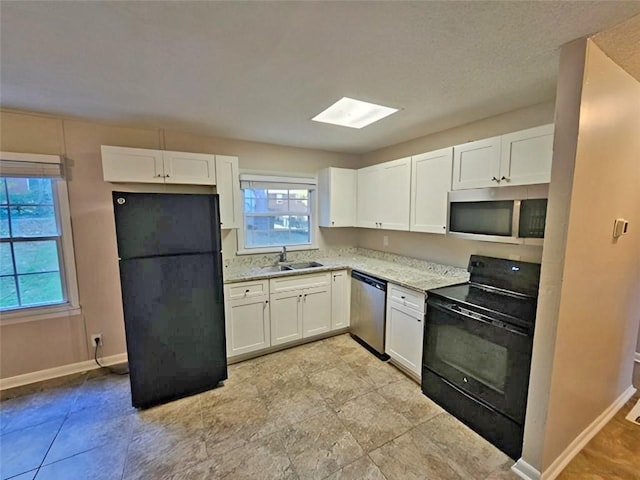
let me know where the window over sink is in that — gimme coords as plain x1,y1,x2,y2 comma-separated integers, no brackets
237,173,317,254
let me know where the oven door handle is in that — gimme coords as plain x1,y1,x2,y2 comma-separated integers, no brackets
427,301,530,337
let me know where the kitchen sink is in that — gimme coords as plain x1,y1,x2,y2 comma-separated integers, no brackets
285,261,324,270
260,261,324,272
260,265,292,273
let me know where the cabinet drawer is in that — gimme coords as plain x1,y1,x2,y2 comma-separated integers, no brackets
227,280,269,300
388,283,425,313
270,272,331,292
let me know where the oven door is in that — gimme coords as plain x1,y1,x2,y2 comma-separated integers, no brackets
423,297,533,424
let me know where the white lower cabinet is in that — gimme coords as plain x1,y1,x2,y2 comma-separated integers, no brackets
330,270,350,330
269,272,331,347
385,283,425,378
226,270,346,358
301,285,332,337
224,280,270,357
270,289,304,346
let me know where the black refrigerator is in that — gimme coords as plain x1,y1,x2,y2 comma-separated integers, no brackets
112,192,227,408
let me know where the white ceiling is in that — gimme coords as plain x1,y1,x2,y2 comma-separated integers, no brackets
1,1,639,154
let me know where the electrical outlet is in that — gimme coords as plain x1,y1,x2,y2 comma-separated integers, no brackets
91,334,103,347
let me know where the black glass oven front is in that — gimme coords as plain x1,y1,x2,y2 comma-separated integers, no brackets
423,296,533,424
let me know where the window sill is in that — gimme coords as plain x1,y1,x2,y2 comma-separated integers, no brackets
236,244,319,256
0,304,82,326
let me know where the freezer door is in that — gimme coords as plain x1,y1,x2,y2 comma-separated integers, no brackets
113,192,221,259
119,253,227,408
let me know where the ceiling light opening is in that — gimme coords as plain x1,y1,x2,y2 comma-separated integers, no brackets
312,97,399,129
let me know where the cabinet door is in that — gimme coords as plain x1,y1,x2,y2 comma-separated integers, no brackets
318,168,357,227
101,146,165,183
330,270,350,330
452,136,501,190
163,151,216,185
270,290,303,346
356,165,380,228
378,157,411,231
215,155,241,229
386,300,424,377
302,285,331,338
500,124,554,186
226,295,270,357
410,148,453,234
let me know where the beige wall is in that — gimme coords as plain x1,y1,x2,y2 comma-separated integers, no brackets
357,102,556,268
522,39,640,473
0,109,359,379
360,101,555,167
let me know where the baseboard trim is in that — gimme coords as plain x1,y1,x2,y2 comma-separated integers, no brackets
0,353,128,391
634,351,640,363
512,458,541,480
540,384,637,480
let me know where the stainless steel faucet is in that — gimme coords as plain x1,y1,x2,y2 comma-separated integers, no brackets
279,246,287,263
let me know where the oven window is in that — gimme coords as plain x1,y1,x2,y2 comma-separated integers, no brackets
449,201,513,236
435,325,508,394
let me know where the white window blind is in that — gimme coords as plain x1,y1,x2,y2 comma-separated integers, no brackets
0,152,63,178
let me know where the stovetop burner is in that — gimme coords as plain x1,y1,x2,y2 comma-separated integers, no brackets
427,282,538,325
427,255,541,327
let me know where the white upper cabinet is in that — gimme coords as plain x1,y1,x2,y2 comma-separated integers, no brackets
452,136,502,190
163,151,216,185
215,155,241,229
318,167,357,227
410,147,453,234
101,145,216,185
356,165,380,229
499,124,554,186
357,157,411,231
101,146,165,184
452,124,554,190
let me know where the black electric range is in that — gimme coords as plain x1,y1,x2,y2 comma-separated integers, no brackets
421,255,541,460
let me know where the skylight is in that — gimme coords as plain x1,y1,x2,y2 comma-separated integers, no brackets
312,97,398,129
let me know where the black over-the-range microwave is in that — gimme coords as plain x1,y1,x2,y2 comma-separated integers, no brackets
448,184,548,244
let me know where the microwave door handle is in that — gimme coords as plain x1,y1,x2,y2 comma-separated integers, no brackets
512,199,521,238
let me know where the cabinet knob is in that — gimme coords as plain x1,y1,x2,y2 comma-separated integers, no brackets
265,300,269,304
401,296,406,299
491,176,499,182
331,221,335,225
501,176,510,182
165,174,170,178
155,174,162,177
245,289,250,293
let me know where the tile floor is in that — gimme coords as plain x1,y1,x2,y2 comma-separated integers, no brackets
1,334,518,480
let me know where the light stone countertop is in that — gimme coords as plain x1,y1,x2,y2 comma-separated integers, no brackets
223,248,469,293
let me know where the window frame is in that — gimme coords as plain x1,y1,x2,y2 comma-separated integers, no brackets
236,174,318,255
0,153,80,323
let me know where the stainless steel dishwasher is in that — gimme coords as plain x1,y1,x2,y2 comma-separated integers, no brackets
350,270,389,359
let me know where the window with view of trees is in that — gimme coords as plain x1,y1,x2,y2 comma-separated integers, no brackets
0,177,65,310
242,187,312,249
